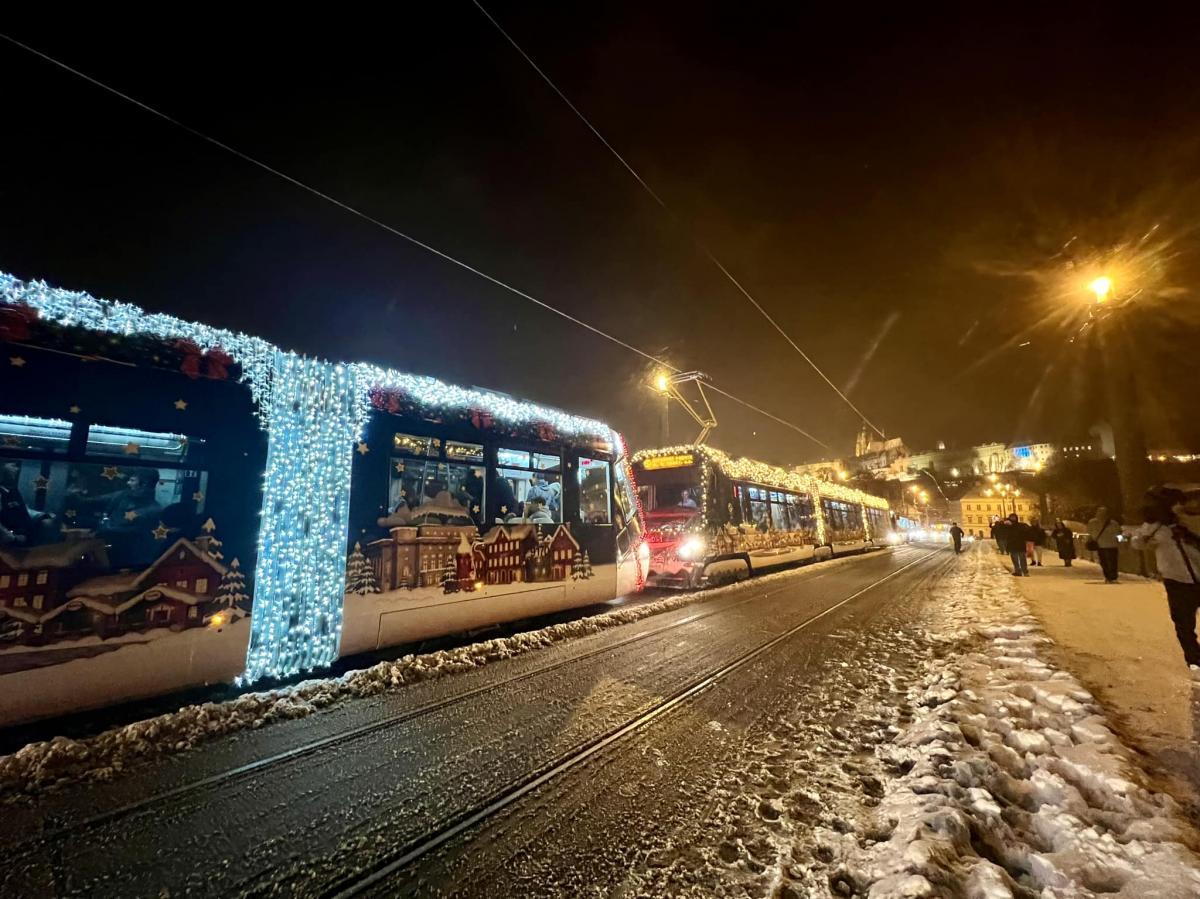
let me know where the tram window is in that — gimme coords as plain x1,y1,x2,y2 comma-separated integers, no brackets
392,433,440,457
85,424,199,464
746,486,769,529
497,447,562,524
578,458,611,525
0,456,208,568
387,459,484,529
770,501,789,530
791,494,816,531
446,441,484,464
0,415,73,455
612,458,642,555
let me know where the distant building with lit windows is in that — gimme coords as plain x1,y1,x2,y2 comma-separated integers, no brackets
954,492,1041,538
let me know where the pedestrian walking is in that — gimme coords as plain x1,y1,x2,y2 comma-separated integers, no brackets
949,521,964,554
1005,513,1029,576
991,517,1008,555
1028,519,1046,566
1131,489,1200,670
1050,518,1076,566
1086,506,1122,583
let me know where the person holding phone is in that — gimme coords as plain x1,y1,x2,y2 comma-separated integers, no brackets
1132,489,1200,670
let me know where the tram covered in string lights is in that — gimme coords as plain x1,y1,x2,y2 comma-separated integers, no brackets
632,445,895,588
0,272,646,727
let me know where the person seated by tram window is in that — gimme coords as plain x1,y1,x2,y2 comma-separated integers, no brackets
0,460,55,546
526,472,561,517
90,469,164,566
523,496,554,524
491,470,519,520
463,469,485,527
677,489,698,510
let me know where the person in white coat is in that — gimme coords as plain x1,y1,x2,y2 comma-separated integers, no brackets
1132,489,1200,670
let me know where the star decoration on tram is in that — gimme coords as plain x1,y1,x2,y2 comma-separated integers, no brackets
174,399,188,411
356,442,370,456
192,491,205,503
123,442,141,455
69,405,81,414
152,522,171,540
124,510,139,522
33,475,49,490
101,466,121,480
9,356,25,367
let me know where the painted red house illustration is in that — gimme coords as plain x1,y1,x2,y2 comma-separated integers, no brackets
543,525,580,581
2,535,226,645
473,524,538,585
0,536,109,619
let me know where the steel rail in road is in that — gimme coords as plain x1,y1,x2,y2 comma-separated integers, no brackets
327,548,946,898
23,551,914,849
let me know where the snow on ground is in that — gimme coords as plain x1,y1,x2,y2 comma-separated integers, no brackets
0,550,881,800
819,549,1200,898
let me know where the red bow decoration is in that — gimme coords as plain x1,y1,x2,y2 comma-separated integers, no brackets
470,409,495,431
0,303,37,343
173,339,234,381
536,424,558,443
369,387,404,415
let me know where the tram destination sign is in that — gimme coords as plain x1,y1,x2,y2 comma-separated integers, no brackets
642,453,695,470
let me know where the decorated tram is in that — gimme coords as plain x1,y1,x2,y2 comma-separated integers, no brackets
0,272,645,726
632,445,895,588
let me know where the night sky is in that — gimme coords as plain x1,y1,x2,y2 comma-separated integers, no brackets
4,5,1200,463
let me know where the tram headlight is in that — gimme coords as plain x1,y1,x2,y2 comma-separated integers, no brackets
676,535,707,561
886,532,902,545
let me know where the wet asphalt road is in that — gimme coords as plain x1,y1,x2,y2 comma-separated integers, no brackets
2,544,952,898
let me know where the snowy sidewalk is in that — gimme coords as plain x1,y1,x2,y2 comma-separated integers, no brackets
997,547,1200,808
826,546,1200,898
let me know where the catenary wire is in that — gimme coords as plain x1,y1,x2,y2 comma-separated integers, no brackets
473,0,887,440
0,31,828,450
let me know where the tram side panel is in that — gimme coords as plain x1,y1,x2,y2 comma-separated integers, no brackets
337,405,641,657
0,326,266,727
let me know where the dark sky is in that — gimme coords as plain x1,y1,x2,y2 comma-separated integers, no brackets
4,5,1200,463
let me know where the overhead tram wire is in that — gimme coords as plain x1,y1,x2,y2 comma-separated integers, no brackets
0,32,828,451
473,1,888,440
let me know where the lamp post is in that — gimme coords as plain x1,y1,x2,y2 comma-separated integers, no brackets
1087,276,1151,522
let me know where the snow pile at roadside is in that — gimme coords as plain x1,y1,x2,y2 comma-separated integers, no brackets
0,551,878,799
823,553,1200,898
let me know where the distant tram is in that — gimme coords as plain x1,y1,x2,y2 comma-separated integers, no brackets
632,445,895,588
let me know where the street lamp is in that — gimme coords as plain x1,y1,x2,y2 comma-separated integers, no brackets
649,371,718,445
1083,274,1152,521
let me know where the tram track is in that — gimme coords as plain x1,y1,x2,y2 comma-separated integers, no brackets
6,546,947,898
21,553,893,849
326,548,944,898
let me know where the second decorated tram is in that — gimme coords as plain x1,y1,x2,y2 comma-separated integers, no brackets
632,445,895,588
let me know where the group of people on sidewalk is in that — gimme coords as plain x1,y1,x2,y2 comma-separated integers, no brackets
988,514,1076,577
983,489,1200,672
